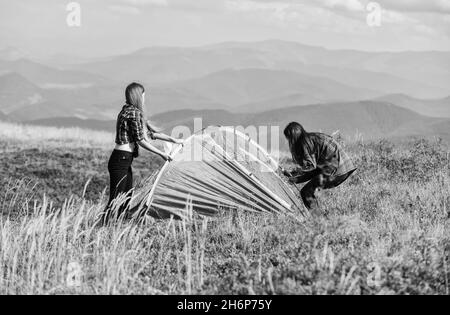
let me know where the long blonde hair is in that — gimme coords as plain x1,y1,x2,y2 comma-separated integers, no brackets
125,82,159,134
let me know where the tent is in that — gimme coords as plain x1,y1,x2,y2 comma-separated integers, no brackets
131,126,306,220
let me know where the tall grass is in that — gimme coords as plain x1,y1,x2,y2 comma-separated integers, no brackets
0,123,449,294
0,184,213,294
1,169,448,294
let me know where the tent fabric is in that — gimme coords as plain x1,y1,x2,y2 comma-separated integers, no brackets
131,126,306,220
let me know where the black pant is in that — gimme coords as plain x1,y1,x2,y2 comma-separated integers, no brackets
301,170,356,212
103,150,134,223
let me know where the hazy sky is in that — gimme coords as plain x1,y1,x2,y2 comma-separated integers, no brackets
1,0,449,57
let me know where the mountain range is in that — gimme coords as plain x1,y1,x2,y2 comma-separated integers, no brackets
74,40,450,98
167,68,380,107
0,58,110,89
0,110,7,121
22,102,450,148
375,94,450,118
154,101,450,142
0,40,449,143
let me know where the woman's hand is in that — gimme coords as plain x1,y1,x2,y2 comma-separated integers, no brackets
280,167,292,177
152,133,185,147
174,139,185,146
162,154,173,162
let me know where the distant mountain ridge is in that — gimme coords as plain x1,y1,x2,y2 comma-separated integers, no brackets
74,39,450,98
167,68,380,107
22,102,450,146
0,110,7,121
0,58,111,88
374,94,450,118
1,40,449,123
0,47,31,61
0,73,44,114
232,93,322,113
0,72,123,120
236,92,450,117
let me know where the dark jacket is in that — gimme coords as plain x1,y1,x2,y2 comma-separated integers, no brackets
290,133,356,183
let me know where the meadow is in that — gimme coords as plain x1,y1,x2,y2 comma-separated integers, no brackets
0,121,449,295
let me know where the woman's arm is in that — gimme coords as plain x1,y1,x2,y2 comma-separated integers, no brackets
282,150,319,183
288,168,320,184
138,139,172,161
152,132,184,145
280,165,318,184
145,121,183,145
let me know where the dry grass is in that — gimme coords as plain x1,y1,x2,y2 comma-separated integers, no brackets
0,123,449,295
0,121,113,149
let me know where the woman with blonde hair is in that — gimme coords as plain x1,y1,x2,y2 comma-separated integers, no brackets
101,82,183,224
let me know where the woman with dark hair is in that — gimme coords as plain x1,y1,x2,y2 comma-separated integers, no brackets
101,82,183,224
282,122,357,215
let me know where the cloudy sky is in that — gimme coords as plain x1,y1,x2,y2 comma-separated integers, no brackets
1,0,449,57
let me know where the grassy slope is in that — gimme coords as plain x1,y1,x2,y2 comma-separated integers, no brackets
0,124,449,294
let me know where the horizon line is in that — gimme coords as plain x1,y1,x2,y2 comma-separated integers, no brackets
3,38,450,60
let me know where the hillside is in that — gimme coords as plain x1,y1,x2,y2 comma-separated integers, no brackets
0,110,7,121
25,102,450,149
151,101,449,141
0,46,31,61
0,73,44,113
0,67,229,120
249,101,447,142
236,93,325,113
168,68,380,107
74,40,450,98
0,59,110,88
140,86,228,114
375,94,450,118
287,63,446,99
7,84,122,121
9,84,230,120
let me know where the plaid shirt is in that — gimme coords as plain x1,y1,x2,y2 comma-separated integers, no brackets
115,104,146,145
292,133,356,178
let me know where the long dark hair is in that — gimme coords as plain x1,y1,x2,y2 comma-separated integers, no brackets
125,82,159,133
284,122,314,164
